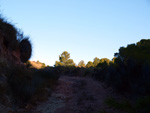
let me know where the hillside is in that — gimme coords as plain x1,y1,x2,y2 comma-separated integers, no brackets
0,16,59,113
28,61,46,69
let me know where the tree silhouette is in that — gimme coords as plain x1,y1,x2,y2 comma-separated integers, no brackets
59,51,70,64
55,51,75,66
115,39,150,64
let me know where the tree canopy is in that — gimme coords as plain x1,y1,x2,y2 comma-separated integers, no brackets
78,60,85,67
86,61,94,68
59,51,70,63
93,57,100,67
96,58,110,68
55,51,75,67
114,39,150,64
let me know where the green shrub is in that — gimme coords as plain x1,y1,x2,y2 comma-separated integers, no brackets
7,66,59,107
19,38,32,63
105,97,135,113
26,61,32,68
135,96,150,113
0,15,18,50
7,66,33,106
105,96,150,113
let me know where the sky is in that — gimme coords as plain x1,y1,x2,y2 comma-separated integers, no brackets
0,0,150,66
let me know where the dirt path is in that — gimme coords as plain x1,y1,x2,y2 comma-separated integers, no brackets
32,76,123,113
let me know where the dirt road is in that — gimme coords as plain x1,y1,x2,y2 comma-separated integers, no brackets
32,76,120,113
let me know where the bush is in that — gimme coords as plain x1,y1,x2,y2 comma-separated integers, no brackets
0,16,18,50
135,96,150,113
94,55,150,96
7,66,59,107
105,96,150,113
7,66,33,106
105,97,135,113
19,38,32,63
0,15,32,63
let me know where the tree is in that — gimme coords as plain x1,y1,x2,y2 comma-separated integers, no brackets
99,58,110,64
97,58,110,68
55,61,63,66
78,60,85,67
86,61,94,68
65,59,75,66
112,39,150,94
114,39,150,64
112,57,117,63
93,57,100,67
59,51,70,64
55,51,75,66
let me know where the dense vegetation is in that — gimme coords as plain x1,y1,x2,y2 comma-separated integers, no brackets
55,39,150,97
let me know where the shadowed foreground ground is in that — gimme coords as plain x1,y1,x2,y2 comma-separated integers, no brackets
31,76,125,113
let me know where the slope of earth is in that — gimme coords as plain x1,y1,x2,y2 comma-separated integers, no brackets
29,61,44,69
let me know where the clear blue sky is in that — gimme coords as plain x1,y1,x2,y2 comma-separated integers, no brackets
0,0,150,66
